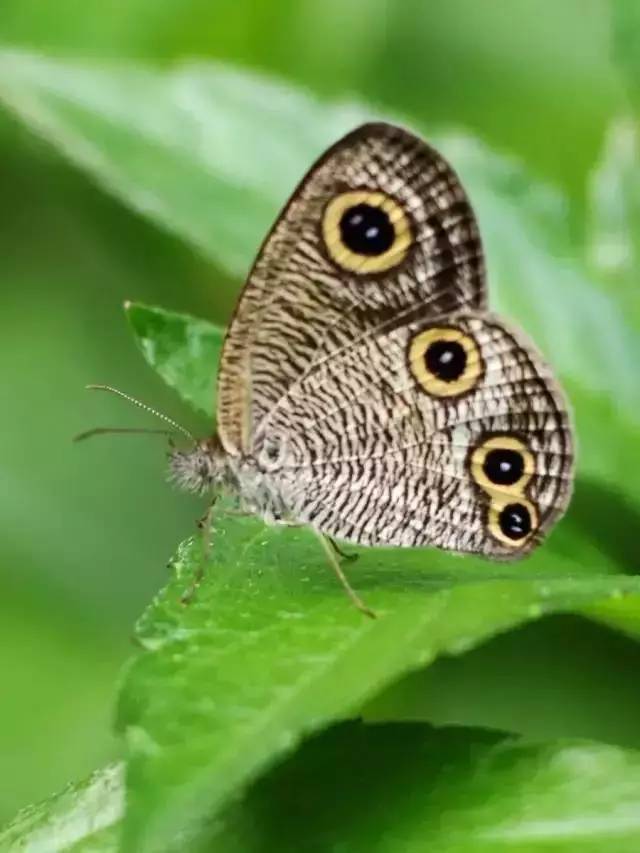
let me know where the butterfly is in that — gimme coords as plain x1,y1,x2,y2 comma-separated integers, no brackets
91,122,574,616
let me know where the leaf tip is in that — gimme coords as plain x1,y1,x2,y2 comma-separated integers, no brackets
123,300,144,331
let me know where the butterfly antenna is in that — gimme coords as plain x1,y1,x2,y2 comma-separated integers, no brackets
79,384,195,443
73,426,177,443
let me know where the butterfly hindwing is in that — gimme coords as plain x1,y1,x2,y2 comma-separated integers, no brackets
254,312,573,557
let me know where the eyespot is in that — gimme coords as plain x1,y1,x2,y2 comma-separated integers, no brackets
470,435,534,495
483,448,524,485
340,203,394,255
408,326,483,397
499,502,531,539
488,498,538,547
322,190,412,274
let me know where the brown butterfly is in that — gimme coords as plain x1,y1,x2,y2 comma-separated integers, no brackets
87,123,575,616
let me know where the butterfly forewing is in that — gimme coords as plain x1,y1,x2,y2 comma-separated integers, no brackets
217,122,486,456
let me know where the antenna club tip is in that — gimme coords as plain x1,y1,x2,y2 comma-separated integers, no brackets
123,299,132,310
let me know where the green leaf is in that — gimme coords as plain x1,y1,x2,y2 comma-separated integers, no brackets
195,722,640,853
125,302,224,417
0,764,122,852
363,613,640,745
9,723,640,852
587,117,640,327
120,304,640,845
612,0,640,110
116,509,640,852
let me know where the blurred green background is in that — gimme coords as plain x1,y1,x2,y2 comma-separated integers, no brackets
0,0,635,824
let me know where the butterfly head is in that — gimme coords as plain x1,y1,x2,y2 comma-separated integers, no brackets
168,435,229,496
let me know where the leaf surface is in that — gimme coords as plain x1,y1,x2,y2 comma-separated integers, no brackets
0,765,122,853
7,725,640,853
126,302,224,416
117,508,640,851
612,0,640,110
586,115,640,328
199,722,640,853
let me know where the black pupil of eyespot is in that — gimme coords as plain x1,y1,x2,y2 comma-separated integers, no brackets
425,339,466,382
483,448,525,486
498,503,532,540
339,203,395,256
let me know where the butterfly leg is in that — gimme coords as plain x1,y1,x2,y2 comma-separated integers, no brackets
181,496,217,605
325,536,359,563
316,532,375,619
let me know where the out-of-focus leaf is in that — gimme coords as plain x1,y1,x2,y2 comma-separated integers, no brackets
196,722,640,853
363,613,640,745
9,721,640,853
0,51,637,431
116,506,640,852
583,593,640,640
587,117,640,327
612,0,640,110
126,302,224,416
0,764,122,852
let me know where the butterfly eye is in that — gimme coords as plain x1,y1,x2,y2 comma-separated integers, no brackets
408,326,483,397
488,498,538,547
469,435,534,494
322,190,413,274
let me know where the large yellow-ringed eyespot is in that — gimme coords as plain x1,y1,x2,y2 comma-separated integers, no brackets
408,326,483,397
322,190,413,274
488,497,538,547
470,435,534,497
